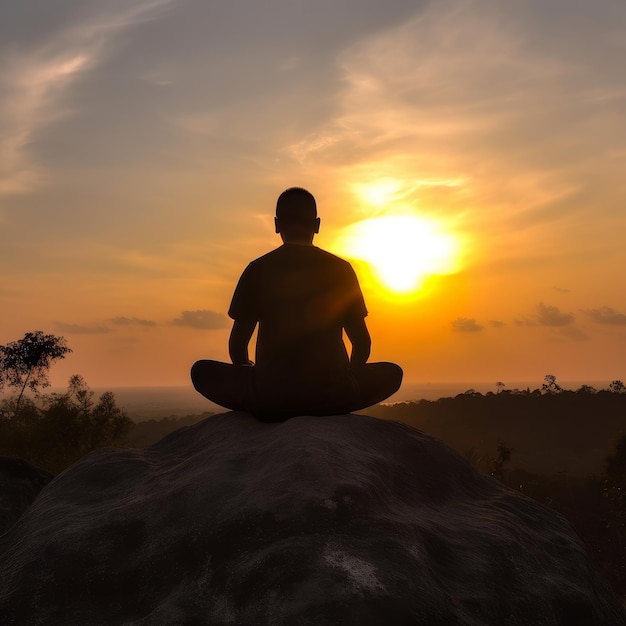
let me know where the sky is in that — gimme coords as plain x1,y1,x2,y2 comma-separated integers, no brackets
1,0,626,390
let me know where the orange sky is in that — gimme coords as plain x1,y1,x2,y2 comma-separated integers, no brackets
1,0,625,389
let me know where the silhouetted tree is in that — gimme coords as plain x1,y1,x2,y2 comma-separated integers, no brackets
541,374,562,394
495,381,505,394
67,374,94,414
609,380,625,394
0,375,132,473
0,332,71,414
38,377,133,470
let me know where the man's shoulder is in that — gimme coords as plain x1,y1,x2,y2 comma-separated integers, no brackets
310,246,352,265
243,247,282,271
249,245,353,268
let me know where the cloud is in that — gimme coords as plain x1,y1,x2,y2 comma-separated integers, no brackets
54,321,110,334
451,317,483,333
0,0,173,196
110,316,156,327
490,320,506,328
553,286,570,293
281,0,626,244
534,302,575,327
171,310,229,330
518,302,575,327
582,306,626,325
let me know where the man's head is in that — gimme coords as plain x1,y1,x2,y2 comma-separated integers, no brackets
275,187,320,244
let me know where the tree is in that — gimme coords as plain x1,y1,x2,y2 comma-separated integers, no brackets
495,381,505,394
609,380,626,394
67,374,94,416
0,332,72,414
541,374,562,394
11,376,134,473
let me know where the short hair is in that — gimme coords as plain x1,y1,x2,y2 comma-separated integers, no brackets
275,187,317,223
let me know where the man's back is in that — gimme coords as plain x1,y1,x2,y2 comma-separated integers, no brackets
229,244,367,384
191,187,402,421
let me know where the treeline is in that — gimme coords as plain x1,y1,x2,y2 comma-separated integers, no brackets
0,385,213,474
0,375,133,474
363,386,626,476
0,331,216,472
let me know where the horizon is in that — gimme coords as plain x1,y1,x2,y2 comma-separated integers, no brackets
1,0,625,387
43,378,623,421
76,378,619,391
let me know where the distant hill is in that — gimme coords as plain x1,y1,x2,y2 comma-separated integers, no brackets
362,390,626,476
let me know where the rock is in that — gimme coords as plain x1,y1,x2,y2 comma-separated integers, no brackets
0,412,623,625
0,456,54,536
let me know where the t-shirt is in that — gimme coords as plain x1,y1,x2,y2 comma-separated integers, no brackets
228,244,367,385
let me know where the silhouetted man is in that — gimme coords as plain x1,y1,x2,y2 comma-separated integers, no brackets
191,187,402,421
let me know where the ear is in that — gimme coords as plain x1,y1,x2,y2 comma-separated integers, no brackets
274,217,281,234
314,217,320,234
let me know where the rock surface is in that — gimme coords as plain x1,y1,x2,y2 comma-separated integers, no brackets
0,412,623,625
0,456,54,536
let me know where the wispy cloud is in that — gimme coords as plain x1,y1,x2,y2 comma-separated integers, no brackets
534,303,575,327
582,306,626,325
0,0,173,197
284,0,626,238
517,302,575,327
171,310,229,330
451,317,483,333
0,53,88,194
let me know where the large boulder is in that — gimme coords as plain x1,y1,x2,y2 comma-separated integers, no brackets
0,412,623,625
0,456,54,536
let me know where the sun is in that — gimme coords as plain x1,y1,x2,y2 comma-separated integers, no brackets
332,215,460,294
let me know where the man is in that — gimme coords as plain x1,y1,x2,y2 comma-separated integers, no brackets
191,187,402,421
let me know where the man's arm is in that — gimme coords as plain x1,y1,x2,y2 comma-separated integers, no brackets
228,319,257,365
343,317,371,367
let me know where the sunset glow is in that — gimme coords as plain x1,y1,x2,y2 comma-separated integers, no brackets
353,180,402,208
334,216,460,294
1,0,625,387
